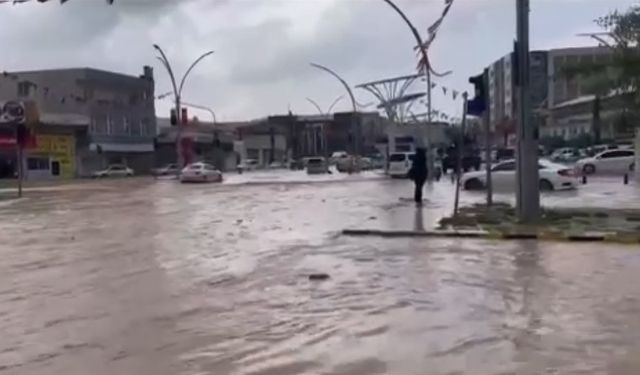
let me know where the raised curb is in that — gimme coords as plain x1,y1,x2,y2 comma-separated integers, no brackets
341,228,640,245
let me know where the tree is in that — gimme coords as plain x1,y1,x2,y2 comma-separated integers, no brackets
561,5,640,143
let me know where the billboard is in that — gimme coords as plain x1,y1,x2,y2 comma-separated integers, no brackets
0,101,39,126
0,101,25,125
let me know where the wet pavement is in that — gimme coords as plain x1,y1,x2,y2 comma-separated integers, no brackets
1,172,640,374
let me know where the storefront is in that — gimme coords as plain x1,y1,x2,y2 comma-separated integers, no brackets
24,133,76,179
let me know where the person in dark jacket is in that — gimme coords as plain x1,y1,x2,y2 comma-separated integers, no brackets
408,148,428,203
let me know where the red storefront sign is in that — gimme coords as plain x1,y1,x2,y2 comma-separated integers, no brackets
0,134,37,149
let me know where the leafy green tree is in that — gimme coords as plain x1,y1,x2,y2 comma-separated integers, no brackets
561,5,640,142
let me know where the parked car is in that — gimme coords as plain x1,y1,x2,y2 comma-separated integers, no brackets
336,155,372,172
92,164,134,178
495,148,515,162
306,157,328,174
288,159,305,170
237,159,259,172
550,147,581,163
461,159,577,191
442,152,481,173
180,162,223,183
388,152,414,178
330,151,349,165
585,144,618,157
576,149,635,175
152,163,179,176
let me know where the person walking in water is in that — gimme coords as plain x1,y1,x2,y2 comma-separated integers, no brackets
408,148,428,204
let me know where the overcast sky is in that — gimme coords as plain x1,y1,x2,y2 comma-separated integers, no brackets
0,0,636,122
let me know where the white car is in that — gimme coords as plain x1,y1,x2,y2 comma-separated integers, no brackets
550,147,580,163
388,152,414,178
330,151,349,165
237,159,259,172
576,149,635,175
461,159,577,191
180,162,223,183
92,164,134,178
152,163,179,176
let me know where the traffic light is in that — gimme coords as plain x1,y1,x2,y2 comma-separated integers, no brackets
181,108,188,126
170,109,177,126
467,72,486,116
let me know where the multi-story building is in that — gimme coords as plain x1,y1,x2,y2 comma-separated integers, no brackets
0,66,156,178
544,47,618,140
485,50,548,146
547,47,612,107
484,46,619,144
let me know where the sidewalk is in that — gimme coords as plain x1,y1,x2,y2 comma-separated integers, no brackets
341,177,640,244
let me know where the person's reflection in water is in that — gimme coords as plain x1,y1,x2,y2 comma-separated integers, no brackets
413,206,425,232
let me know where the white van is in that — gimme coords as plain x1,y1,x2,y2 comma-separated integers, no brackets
388,152,414,178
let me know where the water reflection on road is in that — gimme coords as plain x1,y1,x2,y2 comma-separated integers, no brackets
1,177,639,374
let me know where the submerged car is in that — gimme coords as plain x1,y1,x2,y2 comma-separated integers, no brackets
461,159,577,191
306,157,329,174
576,149,635,175
180,162,223,183
92,164,134,178
152,163,179,176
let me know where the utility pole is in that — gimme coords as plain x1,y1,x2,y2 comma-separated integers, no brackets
453,92,468,217
483,70,493,207
515,0,540,222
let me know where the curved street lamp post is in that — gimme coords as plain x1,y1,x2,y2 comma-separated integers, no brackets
380,0,452,182
309,63,361,173
306,95,344,161
153,44,214,167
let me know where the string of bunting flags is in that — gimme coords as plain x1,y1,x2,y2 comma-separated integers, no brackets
416,0,455,75
432,81,462,121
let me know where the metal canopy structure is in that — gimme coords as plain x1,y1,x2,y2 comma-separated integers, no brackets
356,73,422,124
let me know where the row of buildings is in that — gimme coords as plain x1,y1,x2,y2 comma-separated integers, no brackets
0,65,454,180
0,66,156,179
484,46,632,144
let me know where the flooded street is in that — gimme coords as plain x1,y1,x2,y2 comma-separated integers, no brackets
1,175,640,374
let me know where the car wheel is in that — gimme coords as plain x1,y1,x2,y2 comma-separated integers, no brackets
464,178,484,191
539,179,554,192
583,164,596,175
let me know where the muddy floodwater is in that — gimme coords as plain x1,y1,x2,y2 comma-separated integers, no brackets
1,176,640,374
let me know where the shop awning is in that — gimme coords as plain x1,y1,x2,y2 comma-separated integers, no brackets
90,143,154,153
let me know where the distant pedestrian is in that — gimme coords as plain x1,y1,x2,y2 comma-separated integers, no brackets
408,148,428,204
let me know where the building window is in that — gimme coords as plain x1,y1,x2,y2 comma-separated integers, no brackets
106,115,113,135
131,121,142,135
27,157,49,171
90,118,97,133
17,82,31,97
123,117,130,134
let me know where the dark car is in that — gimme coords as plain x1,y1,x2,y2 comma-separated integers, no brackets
496,148,515,162
442,151,481,174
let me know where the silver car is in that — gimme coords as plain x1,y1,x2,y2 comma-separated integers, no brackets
92,164,134,178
